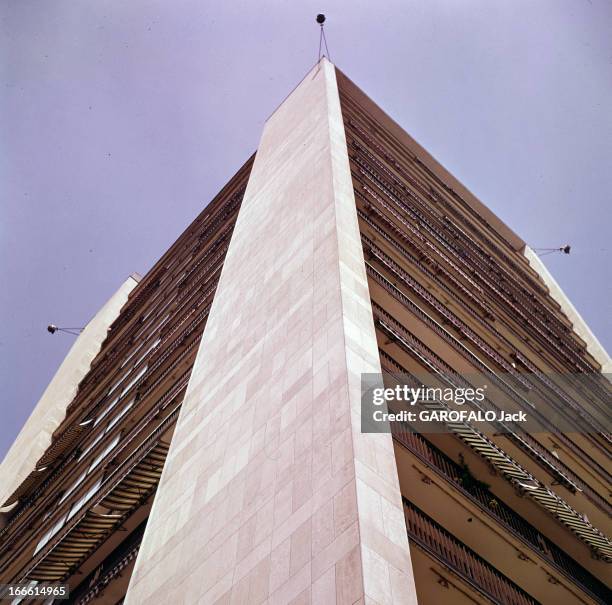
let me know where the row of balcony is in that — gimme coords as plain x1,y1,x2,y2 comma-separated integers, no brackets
75,234,230,412
403,498,539,605
343,110,540,304
373,313,612,561
366,263,607,510
354,129,609,408
12,246,226,515
393,425,611,603
355,180,611,466
17,407,177,583
341,100,564,314
0,365,189,577
357,196,611,453
352,157,597,380
351,140,578,354
0,245,224,565
68,520,145,604
363,233,610,458
347,107,608,404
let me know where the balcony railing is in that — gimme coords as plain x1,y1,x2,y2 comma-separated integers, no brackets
346,124,605,384
0,377,186,579
376,324,612,562
356,148,578,353
69,521,146,604
18,409,175,582
343,103,574,327
355,165,591,375
358,203,611,454
364,236,611,463
371,274,611,516
393,426,611,604
403,498,540,605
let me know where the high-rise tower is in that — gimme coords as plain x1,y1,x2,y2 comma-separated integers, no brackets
1,59,610,605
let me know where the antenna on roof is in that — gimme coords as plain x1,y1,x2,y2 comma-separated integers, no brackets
316,14,331,62
47,324,84,336
533,245,571,257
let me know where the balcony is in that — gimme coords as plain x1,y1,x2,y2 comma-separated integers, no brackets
68,521,146,604
11,409,176,582
394,426,611,604
374,314,612,550
403,498,539,605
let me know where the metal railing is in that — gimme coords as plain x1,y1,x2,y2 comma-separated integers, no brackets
393,427,611,604
403,498,540,605
376,325,612,560
370,271,611,515
69,522,146,604
344,111,606,386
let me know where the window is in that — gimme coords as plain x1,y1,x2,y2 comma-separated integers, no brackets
67,479,102,521
120,340,145,368
58,470,87,504
107,369,130,397
92,395,120,428
133,338,160,368
89,435,120,473
81,396,132,464
136,312,170,340
34,514,67,554
141,287,168,320
33,426,123,557
120,365,147,398
175,255,192,276
78,430,104,461
152,311,171,333
106,399,134,433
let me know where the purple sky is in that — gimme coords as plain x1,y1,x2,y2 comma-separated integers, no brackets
1,1,611,461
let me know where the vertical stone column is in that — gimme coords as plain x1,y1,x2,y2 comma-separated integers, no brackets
126,59,418,605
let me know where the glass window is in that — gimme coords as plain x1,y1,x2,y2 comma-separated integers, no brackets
143,313,170,338
106,399,134,433
34,514,66,554
93,395,120,427
120,340,145,368
67,479,101,521
89,435,120,472
78,430,104,460
58,470,87,503
107,369,129,397
120,365,147,398
134,338,160,368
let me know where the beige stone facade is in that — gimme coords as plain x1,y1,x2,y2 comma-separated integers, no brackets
126,58,417,605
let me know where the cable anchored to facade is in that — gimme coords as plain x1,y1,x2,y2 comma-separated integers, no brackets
316,14,331,62
47,324,84,336
533,245,571,257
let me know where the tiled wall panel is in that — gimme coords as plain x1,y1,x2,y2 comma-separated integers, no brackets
126,59,417,605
